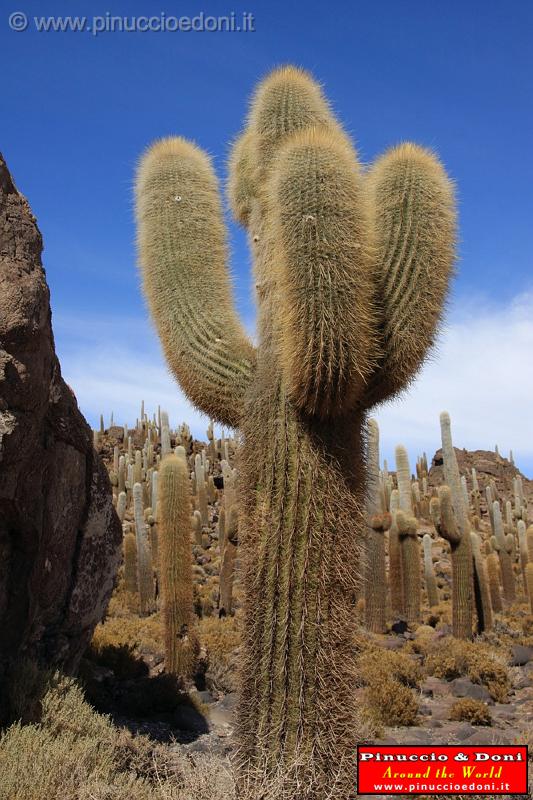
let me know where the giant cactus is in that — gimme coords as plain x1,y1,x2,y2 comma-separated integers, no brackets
135,65,456,799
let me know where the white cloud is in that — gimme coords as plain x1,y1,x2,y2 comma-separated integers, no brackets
374,291,533,477
54,292,533,477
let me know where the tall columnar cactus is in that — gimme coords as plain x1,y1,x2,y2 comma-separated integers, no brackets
135,65,456,798
116,491,127,523
388,488,404,618
123,531,138,595
470,531,493,633
487,552,503,613
195,453,209,526
364,419,390,633
527,564,533,614
527,526,533,562
439,412,473,638
423,533,439,608
133,482,155,615
517,520,528,597
492,500,515,603
219,505,239,616
395,445,420,624
159,454,198,676
431,485,474,636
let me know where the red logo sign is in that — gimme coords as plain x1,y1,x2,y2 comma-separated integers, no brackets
357,745,528,795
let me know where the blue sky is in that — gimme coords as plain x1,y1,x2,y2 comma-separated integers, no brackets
2,1,533,474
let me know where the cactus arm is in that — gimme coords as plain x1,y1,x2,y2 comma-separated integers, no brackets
266,127,377,417
135,137,256,428
363,144,456,407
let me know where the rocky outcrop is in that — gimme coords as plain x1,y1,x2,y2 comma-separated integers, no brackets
430,447,532,505
0,153,122,709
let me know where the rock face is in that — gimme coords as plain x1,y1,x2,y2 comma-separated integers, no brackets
0,154,122,706
430,447,532,505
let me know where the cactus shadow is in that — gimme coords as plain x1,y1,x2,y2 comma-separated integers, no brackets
81,644,209,743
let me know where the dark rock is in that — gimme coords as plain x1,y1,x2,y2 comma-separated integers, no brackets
391,619,408,635
510,645,533,666
464,730,512,746
0,154,121,715
451,678,493,703
449,722,478,741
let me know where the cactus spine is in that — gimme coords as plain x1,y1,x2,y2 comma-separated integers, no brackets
159,454,197,675
439,412,473,638
135,65,455,797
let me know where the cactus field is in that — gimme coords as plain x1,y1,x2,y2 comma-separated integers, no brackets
1,44,532,800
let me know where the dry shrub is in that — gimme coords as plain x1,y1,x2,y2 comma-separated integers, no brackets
357,646,420,726
358,647,422,688
422,637,510,702
449,698,492,726
200,616,241,693
0,673,234,800
92,611,164,656
362,679,419,727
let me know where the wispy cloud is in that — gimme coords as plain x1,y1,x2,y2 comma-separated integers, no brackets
54,292,533,477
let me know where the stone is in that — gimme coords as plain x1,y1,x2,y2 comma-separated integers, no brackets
451,677,493,703
448,722,478,741
0,154,121,717
391,619,408,635
421,677,452,697
464,729,512,746
382,635,405,651
510,645,533,667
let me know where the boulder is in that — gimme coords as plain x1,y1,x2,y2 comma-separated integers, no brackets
451,677,493,703
510,645,533,667
0,153,121,712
